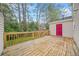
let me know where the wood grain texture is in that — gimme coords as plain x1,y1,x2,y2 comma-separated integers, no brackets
2,36,79,56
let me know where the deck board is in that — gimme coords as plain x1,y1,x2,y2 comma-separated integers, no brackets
2,36,79,56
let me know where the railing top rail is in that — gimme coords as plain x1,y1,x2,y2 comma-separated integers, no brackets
4,30,49,35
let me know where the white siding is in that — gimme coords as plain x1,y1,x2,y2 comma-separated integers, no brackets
0,12,4,55
73,3,79,48
49,19,73,38
49,23,56,35
62,20,73,38
73,3,79,10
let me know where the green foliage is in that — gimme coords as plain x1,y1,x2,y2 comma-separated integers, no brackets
28,21,38,31
47,4,60,22
45,23,49,29
0,3,61,32
0,3,20,32
5,20,20,32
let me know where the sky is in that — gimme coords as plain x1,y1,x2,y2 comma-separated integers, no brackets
12,3,72,22
28,3,72,21
55,3,72,18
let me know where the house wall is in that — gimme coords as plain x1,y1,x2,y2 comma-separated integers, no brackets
73,3,79,48
49,19,73,38
62,19,73,38
0,12,4,55
49,23,56,35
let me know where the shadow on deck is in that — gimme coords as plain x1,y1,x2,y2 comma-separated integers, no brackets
2,36,79,56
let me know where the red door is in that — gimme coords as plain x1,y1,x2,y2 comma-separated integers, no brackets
56,24,62,36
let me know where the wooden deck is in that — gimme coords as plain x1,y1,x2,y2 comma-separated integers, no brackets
2,36,79,56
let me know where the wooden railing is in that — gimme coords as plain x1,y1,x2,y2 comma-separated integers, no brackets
4,30,49,48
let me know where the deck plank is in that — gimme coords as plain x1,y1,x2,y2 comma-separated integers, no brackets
2,36,79,56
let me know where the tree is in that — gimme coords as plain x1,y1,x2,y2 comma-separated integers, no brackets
17,4,22,31
22,3,27,31
0,3,61,32
0,3,20,32
47,4,60,22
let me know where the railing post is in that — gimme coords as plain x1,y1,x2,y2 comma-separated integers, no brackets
8,34,10,46
13,34,15,45
38,31,40,38
32,32,34,38
3,30,49,48
4,32,6,48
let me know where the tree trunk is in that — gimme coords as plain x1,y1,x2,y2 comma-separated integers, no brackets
18,4,22,31
22,3,27,31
